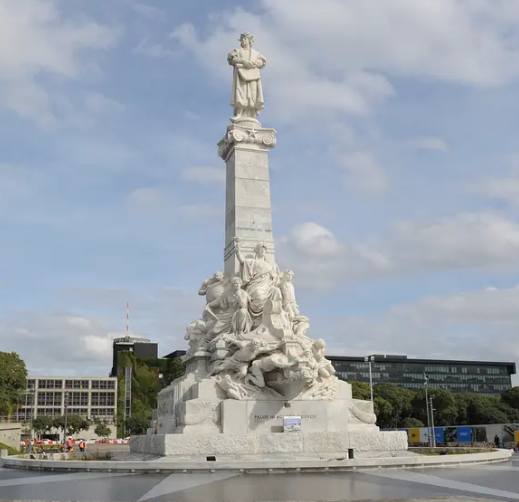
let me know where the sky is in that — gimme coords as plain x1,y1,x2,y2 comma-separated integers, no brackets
1,0,519,385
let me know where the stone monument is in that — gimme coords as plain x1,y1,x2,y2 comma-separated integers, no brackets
131,33,407,458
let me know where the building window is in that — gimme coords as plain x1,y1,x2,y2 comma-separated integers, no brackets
68,408,89,417
91,408,115,417
37,391,62,406
68,392,89,406
91,392,115,407
91,380,116,389
36,407,61,416
38,379,63,389
65,380,89,389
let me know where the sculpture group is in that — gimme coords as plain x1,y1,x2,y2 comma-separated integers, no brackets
187,237,337,400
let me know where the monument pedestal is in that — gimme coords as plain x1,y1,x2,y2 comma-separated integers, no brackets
131,373,407,458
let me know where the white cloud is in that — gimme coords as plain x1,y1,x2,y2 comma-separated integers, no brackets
338,151,388,195
286,222,343,258
0,0,118,126
0,285,205,375
0,312,113,375
168,0,519,126
279,222,391,289
181,166,225,184
392,212,519,269
324,286,519,378
280,212,519,289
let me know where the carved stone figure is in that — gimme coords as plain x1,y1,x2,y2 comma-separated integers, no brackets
311,339,336,380
228,33,266,121
198,271,225,304
246,351,294,388
293,314,310,338
184,319,209,356
212,337,272,379
234,238,279,326
280,269,300,321
205,276,252,336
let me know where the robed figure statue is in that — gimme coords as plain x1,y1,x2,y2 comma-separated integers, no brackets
228,33,266,120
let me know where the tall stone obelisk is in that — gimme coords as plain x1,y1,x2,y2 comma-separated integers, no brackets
218,32,277,277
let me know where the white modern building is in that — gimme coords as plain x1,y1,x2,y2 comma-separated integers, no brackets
14,376,118,424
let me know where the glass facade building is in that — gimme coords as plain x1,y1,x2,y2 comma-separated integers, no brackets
329,355,516,394
110,335,158,377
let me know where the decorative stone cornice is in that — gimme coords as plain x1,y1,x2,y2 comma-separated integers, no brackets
218,124,276,160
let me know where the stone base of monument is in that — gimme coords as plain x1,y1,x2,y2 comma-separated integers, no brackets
129,366,408,459
130,429,406,458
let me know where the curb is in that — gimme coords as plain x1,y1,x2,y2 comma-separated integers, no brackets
0,449,512,474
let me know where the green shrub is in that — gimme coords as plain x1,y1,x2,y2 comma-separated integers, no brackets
0,441,20,456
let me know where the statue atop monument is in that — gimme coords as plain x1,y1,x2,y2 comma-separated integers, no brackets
228,33,266,122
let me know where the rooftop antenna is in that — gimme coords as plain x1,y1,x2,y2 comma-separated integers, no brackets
125,301,130,335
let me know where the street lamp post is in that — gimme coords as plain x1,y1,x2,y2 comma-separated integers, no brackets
364,355,375,403
429,396,436,448
24,388,35,448
424,373,432,447
63,391,69,443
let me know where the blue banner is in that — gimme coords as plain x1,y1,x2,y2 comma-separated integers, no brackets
456,426,473,443
434,427,445,445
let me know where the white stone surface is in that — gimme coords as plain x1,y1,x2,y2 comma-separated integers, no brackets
132,429,405,457
227,33,266,122
136,33,409,460
350,430,408,452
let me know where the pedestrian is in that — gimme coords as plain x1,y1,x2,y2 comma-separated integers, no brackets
78,439,86,454
494,434,500,448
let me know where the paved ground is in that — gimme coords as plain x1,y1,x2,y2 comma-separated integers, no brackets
0,453,517,501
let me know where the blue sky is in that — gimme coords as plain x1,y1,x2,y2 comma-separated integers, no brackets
1,0,519,385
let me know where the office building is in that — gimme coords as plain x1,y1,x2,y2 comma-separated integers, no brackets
161,350,515,394
330,354,516,394
14,376,118,423
110,335,158,377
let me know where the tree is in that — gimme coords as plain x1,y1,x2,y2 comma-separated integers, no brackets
466,395,509,424
160,357,185,387
116,352,160,437
32,416,54,437
401,417,425,428
94,422,111,438
453,393,471,424
125,415,150,435
374,396,394,428
52,415,90,436
411,388,457,426
0,352,27,418
374,383,414,428
351,381,371,400
501,387,519,410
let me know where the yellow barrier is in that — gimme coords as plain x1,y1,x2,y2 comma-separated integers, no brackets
514,430,519,446
409,428,421,445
